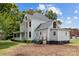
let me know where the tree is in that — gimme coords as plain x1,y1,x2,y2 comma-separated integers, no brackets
0,3,20,39
27,9,42,15
0,3,18,13
27,9,34,15
19,10,26,23
57,20,62,25
45,10,57,20
45,10,62,24
34,9,42,13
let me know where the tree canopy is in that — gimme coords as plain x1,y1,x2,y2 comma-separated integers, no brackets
45,10,57,20
0,3,20,39
45,10,62,24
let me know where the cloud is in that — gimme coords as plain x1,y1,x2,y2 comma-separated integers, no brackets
74,10,78,13
37,4,63,15
37,4,45,10
66,21,72,24
66,16,78,24
30,8,33,9
61,16,79,28
60,20,73,28
48,7,63,15
67,17,71,20
73,16,78,19
46,4,52,7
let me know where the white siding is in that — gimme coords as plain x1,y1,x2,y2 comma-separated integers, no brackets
20,20,31,32
20,18,46,40
20,23,26,32
35,29,48,41
49,21,60,29
58,30,70,41
49,29,58,41
31,19,46,40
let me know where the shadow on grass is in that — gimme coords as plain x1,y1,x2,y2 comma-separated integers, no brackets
0,41,18,49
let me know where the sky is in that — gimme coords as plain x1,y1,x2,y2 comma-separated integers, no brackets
17,3,79,29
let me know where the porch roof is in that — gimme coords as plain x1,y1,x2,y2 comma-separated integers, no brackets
13,31,24,34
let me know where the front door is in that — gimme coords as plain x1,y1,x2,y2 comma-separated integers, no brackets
42,34,47,44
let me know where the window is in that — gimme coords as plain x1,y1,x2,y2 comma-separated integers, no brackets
40,32,41,35
25,16,27,20
14,34,16,37
29,32,31,38
29,21,31,27
17,33,19,37
53,22,56,28
53,32,56,36
22,33,25,38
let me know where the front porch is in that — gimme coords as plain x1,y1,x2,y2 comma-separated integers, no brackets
13,31,28,40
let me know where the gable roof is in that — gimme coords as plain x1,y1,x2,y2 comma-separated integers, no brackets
36,20,52,30
36,20,70,31
25,13,49,21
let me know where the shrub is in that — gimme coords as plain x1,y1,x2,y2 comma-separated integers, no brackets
23,40,27,43
37,40,43,44
27,40,32,43
22,39,32,43
32,40,37,43
11,39,24,42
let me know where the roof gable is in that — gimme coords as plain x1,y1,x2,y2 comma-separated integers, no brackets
36,20,52,30
36,20,61,30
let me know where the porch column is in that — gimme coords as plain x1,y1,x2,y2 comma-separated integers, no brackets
20,33,22,40
47,29,50,41
25,32,26,39
28,31,29,39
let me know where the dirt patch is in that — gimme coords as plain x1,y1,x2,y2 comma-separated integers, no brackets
4,44,79,56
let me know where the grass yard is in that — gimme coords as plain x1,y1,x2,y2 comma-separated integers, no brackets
0,40,18,49
0,39,79,56
0,40,26,55
70,39,79,45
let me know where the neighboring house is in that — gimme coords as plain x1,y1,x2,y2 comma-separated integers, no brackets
13,13,70,44
70,28,79,39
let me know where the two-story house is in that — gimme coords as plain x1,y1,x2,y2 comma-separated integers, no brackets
13,13,70,44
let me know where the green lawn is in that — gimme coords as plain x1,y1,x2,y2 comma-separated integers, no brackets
70,39,79,45
0,40,26,55
0,40,18,49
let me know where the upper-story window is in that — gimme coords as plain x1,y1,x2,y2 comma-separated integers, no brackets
53,31,56,36
40,32,41,35
53,22,56,28
25,16,27,20
29,21,31,27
